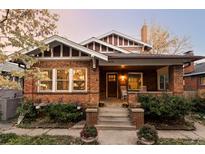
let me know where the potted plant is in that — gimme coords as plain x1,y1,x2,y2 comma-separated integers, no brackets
137,124,158,145
80,124,98,143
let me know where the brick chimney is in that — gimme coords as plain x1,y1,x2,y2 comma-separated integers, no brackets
141,23,148,43
184,51,195,74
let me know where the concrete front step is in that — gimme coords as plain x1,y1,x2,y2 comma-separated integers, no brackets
98,117,130,122
99,107,128,112
98,120,131,125
96,124,135,130
98,112,129,117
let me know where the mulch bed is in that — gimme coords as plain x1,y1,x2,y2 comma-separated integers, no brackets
145,119,196,131
18,118,75,129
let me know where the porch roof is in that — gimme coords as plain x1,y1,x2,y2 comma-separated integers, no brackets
99,53,204,66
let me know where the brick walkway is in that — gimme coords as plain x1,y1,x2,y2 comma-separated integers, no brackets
1,122,205,145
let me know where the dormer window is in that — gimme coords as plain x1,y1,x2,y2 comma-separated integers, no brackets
63,45,70,57
44,50,51,57
53,45,61,57
72,48,80,57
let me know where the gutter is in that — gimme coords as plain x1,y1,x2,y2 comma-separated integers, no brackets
184,71,205,77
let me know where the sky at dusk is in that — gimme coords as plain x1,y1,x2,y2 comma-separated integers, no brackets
53,9,205,56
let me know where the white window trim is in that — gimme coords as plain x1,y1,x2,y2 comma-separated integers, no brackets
38,68,53,93
158,74,169,90
71,67,88,92
38,67,88,93
128,72,143,91
55,68,69,92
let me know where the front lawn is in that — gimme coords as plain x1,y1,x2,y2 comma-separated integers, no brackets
158,138,205,145
0,133,98,145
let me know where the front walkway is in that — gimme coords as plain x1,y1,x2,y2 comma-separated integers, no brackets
1,122,205,145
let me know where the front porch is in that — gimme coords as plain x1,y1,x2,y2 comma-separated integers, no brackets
99,65,180,106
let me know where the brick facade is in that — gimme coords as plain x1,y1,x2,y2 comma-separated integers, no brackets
169,65,184,95
24,60,99,106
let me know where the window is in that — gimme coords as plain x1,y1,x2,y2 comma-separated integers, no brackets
44,50,51,57
81,52,88,57
38,68,87,92
53,45,61,57
72,48,80,57
129,41,134,46
39,69,53,91
200,76,205,85
63,45,70,57
108,74,116,82
159,75,169,90
56,69,69,91
101,45,107,52
72,68,86,91
128,73,143,91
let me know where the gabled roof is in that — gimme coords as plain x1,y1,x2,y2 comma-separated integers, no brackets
97,30,152,48
0,62,24,73
184,62,205,77
20,35,108,61
80,37,130,54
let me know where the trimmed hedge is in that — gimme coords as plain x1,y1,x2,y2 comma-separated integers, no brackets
191,97,205,114
17,100,85,123
44,103,85,123
139,94,192,121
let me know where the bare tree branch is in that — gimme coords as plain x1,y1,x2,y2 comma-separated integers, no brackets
0,9,10,24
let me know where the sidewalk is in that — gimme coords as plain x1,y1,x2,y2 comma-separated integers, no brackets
1,122,205,145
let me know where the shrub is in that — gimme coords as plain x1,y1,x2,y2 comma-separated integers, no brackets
139,94,192,121
80,124,98,139
137,124,158,143
44,103,84,123
0,133,18,144
17,99,37,121
192,97,205,114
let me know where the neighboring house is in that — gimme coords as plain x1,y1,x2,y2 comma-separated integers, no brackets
0,62,24,120
22,24,203,105
0,61,24,89
184,56,205,98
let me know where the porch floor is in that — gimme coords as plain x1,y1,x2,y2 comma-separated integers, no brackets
100,98,127,107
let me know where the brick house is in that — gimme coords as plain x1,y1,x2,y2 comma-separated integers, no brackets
184,54,205,98
22,24,203,128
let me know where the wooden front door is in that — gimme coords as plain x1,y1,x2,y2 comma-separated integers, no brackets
106,73,118,98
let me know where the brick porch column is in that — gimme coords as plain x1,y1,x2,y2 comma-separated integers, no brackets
169,65,184,95
130,108,144,129
86,108,98,125
89,61,99,107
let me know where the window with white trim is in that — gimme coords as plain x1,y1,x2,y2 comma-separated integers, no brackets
159,75,169,90
72,68,87,91
56,69,69,91
128,73,143,91
200,76,205,85
38,68,87,92
39,69,53,91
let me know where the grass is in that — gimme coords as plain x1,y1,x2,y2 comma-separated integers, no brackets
158,138,205,145
0,133,98,145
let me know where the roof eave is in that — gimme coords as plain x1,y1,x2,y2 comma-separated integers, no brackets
16,35,108,61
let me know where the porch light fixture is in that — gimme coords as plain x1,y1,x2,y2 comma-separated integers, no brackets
121,65,125,69
120,75,126,81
